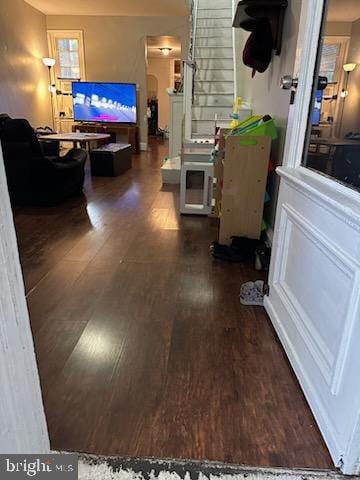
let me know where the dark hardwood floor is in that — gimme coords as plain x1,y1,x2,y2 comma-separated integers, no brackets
14,138,333,469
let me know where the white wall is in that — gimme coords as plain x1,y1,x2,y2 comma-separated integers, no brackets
0,0,52,126
235,0,303,229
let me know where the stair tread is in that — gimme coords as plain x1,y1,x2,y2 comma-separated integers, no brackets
196,79,234,83
196,56,233,59
197,17,232,20
193,105,233,108
196,35,232,37
195,45,233,48
194,93,234,96
193,119,231,122
196,25,232,30
196,68,234,71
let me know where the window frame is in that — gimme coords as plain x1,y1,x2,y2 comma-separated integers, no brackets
47,30,86,124
323,36,350,127
47,30,86,83
321,36,350,84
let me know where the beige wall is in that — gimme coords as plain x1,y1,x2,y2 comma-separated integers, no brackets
342,18,360,136
0,0,51,126
46,15,189,148
235,0,302,230
326,22,353,36
147,57,173,129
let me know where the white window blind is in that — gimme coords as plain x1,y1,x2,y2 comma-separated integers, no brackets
319,43,340,83
56,38,81,79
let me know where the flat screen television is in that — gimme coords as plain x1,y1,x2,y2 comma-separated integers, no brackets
312,89,323,126
72,82,137,124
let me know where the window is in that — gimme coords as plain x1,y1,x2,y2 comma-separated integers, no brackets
57,38,81,79
48,30,86,82
47,31,86,124
319,43,340,83
302,3,360,193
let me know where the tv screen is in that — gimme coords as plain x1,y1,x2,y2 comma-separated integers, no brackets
72,82,137,124
312,89,323,126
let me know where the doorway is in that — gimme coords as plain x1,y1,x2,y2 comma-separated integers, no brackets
1,0,360,475
146,36,182,138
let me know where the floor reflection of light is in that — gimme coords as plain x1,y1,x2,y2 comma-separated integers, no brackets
181,274,213,306
148,189,180,231
115,184,140,209
86,203,105,230
78,330,115,364
185,288,213,306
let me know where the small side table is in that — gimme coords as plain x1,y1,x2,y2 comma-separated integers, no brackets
90,143,132,177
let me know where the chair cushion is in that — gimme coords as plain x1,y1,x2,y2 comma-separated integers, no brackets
1,119,42,156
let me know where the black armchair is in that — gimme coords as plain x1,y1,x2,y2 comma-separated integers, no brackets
0,118,87,206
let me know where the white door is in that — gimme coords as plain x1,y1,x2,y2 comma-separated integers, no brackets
265,0,360,475
0,144,50,453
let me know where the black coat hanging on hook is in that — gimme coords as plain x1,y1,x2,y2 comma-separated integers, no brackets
243,18,273,77
233,0,288,75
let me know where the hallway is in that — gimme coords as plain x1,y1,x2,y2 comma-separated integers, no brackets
14,139,332,469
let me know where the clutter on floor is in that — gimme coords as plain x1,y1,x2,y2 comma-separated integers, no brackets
210,236,271,308
210,236,261,263
180,112,277,304
240,280,265,307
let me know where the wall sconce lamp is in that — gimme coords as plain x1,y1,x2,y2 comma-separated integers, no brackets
341,63,357,98
42,57,56,128
159,47,172,56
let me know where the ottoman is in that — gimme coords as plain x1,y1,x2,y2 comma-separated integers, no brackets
90,143,132,177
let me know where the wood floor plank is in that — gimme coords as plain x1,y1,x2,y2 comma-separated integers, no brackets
13,139,333,469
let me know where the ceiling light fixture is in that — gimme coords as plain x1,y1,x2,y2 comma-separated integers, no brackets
159,47,172,56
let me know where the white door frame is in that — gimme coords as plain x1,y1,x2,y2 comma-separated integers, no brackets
0,2,359,472
265,0,360,475
0,144,50,453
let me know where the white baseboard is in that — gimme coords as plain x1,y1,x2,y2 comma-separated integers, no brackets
140,142,148,151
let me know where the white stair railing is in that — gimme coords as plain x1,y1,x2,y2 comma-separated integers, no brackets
232,0,238,101
184,61,195,140
183,0,199,140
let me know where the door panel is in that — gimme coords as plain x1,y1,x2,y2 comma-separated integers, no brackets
265,0,360,474
266,170,360,470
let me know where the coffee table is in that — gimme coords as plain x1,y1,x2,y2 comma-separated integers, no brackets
38,132,111,149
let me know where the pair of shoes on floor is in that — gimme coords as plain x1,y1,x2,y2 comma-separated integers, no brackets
240,280,264,306
210,236,260,263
